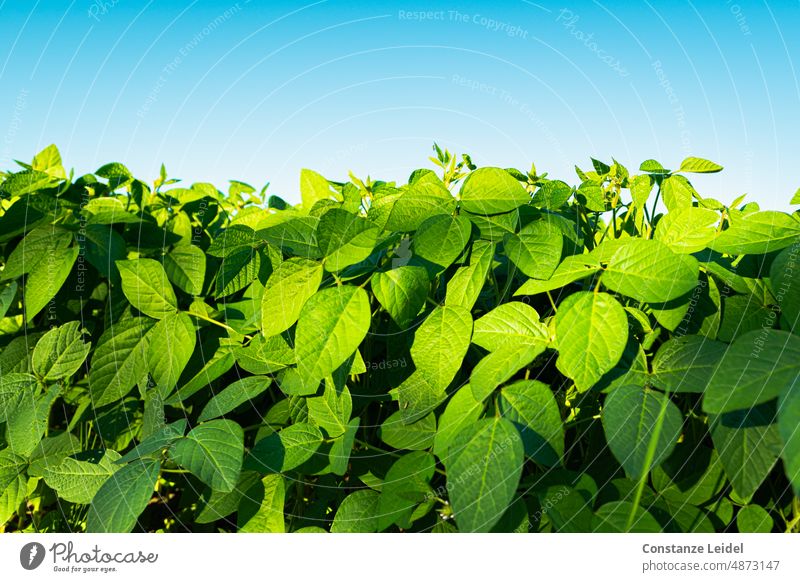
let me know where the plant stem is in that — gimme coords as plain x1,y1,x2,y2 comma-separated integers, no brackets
187,310,236,333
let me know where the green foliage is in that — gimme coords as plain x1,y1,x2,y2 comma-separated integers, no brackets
0,145,798,533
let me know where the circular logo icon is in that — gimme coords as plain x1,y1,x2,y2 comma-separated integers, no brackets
20,542,46,570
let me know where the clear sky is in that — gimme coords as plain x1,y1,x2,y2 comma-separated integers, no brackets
1,0,798,209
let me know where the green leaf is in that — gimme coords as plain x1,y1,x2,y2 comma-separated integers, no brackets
261,258,323,337
117,258,178,319
594,501,661,532
198,376,271,422
703,330,800,414
170,420,244,493
446,418,524,532
317,208,380,271
654,207,720,254
300,168,334,208
639,159,669,174
779,383,800,496
258,216,321,258
329,417,359,475
410,305,473,390
6,384,60,457
736,505,773,533
710,404,782,501
246,423,323,473
445,240,494,311
413,214,471,269
650,335,727,393
555,292,628,391
377,451,435,530
504,219,563,279
679,157,723,173
24,245,78,322
31,321,91,381
307,384,352,438
514,255,599,296
238,474,285,532
87,459,160,533
380,411,436,451
295,286,371,386
711,211,800,255
470,342,545,402
459,167,529,214
602,386,683,479
89,317,155,407
371,266,429,329
433,386,484,460
498,380,563,466
532,180,573,209
115,420,187,464
603,239,699,303
163,244,206,296
661,175,696,211
372,182,455,232
769,245,800,331
472,301,547,352
32,144,67,179
43,450,122,504
147,312,196,395
331,489,381,533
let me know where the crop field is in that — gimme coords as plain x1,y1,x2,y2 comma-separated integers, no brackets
0,144,798,533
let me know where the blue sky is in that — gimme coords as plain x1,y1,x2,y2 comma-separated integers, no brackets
1,0,798,209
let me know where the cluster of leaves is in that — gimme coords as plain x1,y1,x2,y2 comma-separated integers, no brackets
1,144,799,534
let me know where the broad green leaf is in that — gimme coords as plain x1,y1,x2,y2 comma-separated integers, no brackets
532,179,572,209
650,335,726,393
261,257,323,337
6,384,60,457
32,144,67,179
445,240,494,311
329,417,359,475
413,214,471,269
246,423,323,473
603,239,699,303
736,505,773,533
300,168,334,208
679,156,723,173
555,292,627,392
115,420,187,464
147,312,196,394
769,245,800,330
117,258,178,319
86,459,160,533
89,317,155,407
317,208,380,271
661,174,696,211
2,225,73,280
24,245,78,321
504,219,563,279
703,330,800,414
710,404,782,501
214,247,262,298
629,174,654,209
0,373,37,420
170,420,244,493
470,342,545,402
380,411,436,451
394,371,447,425
331,489,381,533
163,244,206,295
238,474,285,532
198,376,272,422
43,450,122,504
655,207,720,254
639,159,669,174
411,305,473,390
377,451,435,531
602,386,682,479
514,255,599,296
498,380,563,466
711,211,800,255
374,181,456,232
459,167,529,214
31,321,91,381
446,418,524,532
472,301,546,352
295,286,371,386
433,385,484,460
258,216,321,258
371,266,429,328
195,471,261,524
593,501,661,532
307,384,352,438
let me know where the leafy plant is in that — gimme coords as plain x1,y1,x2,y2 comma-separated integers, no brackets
0,145,799,533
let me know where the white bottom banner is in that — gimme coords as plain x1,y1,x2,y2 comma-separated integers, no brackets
1,534,796,581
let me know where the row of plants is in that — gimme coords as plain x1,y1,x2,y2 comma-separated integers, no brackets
0,144,799,533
